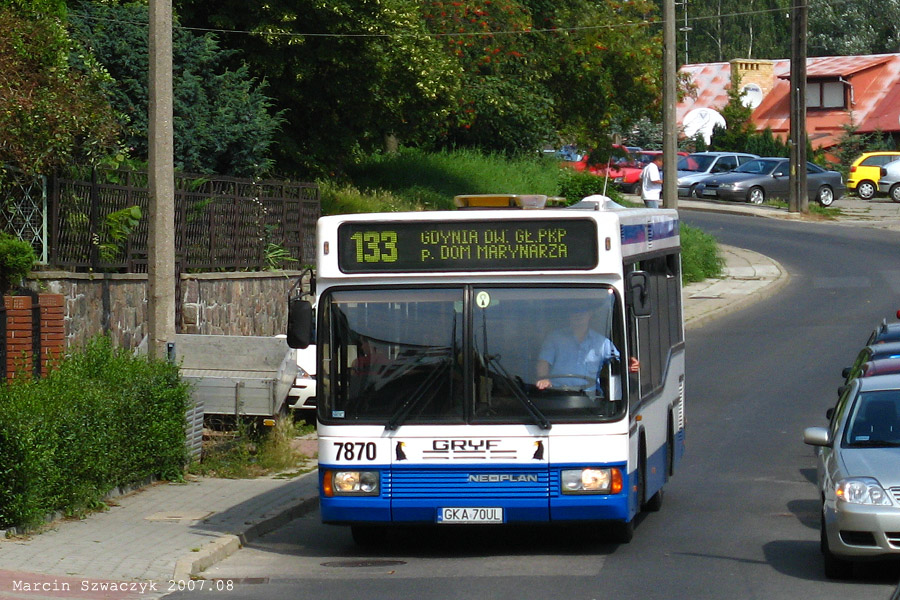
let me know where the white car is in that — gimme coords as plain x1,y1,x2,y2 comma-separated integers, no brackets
876,158,900,203
287,345,317,413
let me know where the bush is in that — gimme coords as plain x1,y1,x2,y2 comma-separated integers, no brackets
557,169,628,204
0,232,36,295
680,224,724,284
0,337,189,528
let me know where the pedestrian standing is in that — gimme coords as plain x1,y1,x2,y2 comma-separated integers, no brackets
641,154,664,208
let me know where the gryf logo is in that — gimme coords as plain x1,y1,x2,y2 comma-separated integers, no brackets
468,474,539,483
422,439,517,460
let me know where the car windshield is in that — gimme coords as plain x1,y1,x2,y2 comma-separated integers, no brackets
733,159,781,175
678,155,716,172
317,286,628,426
844,390,900,447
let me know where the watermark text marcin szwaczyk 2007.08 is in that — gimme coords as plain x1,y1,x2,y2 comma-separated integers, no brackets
10,578,237,594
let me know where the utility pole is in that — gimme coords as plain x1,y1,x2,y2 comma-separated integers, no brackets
789,0,808,213
148,0,176,359
662,0,678,209
678,0,691,65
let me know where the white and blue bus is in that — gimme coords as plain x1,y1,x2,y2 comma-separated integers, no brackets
287,194,685,544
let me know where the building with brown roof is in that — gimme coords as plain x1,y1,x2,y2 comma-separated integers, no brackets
677,54,900,150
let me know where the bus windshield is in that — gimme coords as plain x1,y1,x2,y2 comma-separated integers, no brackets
318,285,627,426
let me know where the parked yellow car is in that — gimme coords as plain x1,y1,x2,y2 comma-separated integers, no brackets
848,151,900,199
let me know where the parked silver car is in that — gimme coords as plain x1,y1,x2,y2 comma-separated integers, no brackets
676,151,758,197
876,158,900,203
804,374,900,578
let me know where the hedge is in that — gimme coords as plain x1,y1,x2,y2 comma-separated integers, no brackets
0,336,190,528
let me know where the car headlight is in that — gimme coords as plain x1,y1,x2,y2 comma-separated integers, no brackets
835,477,893,506
325,470,380,496
561,468,622,494
719,183,736,190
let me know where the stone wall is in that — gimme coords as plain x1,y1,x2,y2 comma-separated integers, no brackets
26,270,307,351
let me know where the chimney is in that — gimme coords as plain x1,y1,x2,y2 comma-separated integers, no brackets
730,58,776,97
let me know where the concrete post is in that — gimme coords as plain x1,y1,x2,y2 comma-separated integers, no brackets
148,0,176,360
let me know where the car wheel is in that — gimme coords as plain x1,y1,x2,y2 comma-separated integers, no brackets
689,184,699,198
816,186,834,207
747,187,765,205
820,513,854,579
891,184,900,203
856,181,876,200
633,181,642,198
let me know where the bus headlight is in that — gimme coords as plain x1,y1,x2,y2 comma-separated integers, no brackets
326,470,380,496
561,468,622,494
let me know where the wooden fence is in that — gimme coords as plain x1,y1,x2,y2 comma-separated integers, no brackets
48,169,320,272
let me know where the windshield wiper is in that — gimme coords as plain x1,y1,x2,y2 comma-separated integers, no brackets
483,353,551,430
385,354,453,431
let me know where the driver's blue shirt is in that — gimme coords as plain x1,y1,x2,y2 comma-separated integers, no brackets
538,329,619,387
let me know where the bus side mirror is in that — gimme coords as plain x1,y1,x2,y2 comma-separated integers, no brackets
287,298,314,349
627,271,652,317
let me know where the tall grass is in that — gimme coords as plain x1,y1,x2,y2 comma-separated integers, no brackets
342,147,563,209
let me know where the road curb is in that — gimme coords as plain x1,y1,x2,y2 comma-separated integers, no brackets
684,250,791,330
171,471,320,583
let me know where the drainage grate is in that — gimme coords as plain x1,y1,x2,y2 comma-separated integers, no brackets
321,560,407,568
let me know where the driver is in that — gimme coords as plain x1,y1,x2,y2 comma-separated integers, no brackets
535,306,637,390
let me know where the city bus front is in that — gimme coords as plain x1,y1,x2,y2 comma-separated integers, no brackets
315,280,636,537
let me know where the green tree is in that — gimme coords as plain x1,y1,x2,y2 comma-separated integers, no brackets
421,0,554,154
743,127,790,157
0,1,119,177
832,119,895,174
708,71,756,151
682,0,791,64
177,0,460,177
538,0,663,149
69,1,283,177
177,0,666,173
808,0,900,56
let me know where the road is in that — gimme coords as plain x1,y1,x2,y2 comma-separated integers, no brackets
167,212,900,599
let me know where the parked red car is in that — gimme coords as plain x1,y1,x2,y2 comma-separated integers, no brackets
570,147,685,195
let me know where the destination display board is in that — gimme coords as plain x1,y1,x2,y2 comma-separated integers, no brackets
337,219,598,273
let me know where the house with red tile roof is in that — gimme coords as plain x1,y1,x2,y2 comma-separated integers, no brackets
677,55,900,151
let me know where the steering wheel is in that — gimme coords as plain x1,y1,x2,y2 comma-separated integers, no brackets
544,374,594,391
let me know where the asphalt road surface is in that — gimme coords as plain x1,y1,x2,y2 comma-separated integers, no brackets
167,212,900,600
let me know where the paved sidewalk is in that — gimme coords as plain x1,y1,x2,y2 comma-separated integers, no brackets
684,244,788,329
0,193,891,597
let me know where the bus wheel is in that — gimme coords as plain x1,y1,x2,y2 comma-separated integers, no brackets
351,525,381,547
609,519,634,544
643,488,663,512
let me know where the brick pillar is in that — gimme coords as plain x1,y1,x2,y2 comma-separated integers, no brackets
39,294,65,375
4,295,33,380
